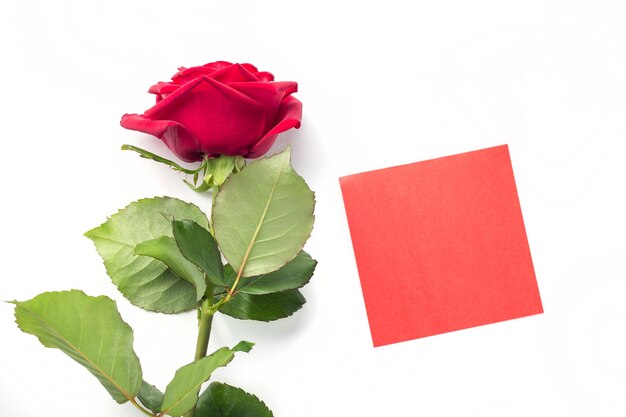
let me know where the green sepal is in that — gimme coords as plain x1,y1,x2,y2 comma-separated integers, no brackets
211,155,245,186
185,178,212,193
121,144,199,174
186,155,247,192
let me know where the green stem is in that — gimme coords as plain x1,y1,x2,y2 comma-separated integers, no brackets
194,294,215,360
184,185,221,417
184,281,215,417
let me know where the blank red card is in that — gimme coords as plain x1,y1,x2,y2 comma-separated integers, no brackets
340,145,543,347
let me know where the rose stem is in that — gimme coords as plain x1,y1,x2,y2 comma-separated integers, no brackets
185,183,221,417
194,283,215,359
184,280,215,417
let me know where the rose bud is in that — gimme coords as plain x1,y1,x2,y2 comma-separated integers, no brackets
121,61,302,162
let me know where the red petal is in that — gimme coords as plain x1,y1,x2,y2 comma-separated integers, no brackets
229,81,298,138
144,76,268,156
171,63,260,85
171,61,232,84
210,63,259,83
202,61,234,71
271,81,298,97
120,114,203,162
148,82,180,102
227,81,284,133
254,71,275,82
148,82,179,95
240,63,259,73
246,95,302,158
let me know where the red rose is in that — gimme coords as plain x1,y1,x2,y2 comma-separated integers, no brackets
120,61,302,162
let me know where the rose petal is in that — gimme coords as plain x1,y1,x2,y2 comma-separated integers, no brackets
246,95,303,158
144,76,269,156
148,82,180,102
120,114,204,162
122,62,299,160
171,63,260,85
227,81,285,133
254,71,275,82
240,63,259,73
271,81,298,97
149,82,179,95
202,61,233,71
226,80,298,136
210,63,259,83
171,61,233,84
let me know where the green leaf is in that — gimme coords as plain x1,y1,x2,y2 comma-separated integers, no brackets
12,290,142,403
219,289,306,322
134,236,206,301
231,340,255,353
138,381,164,413
196,382,274,417
161,342,253,416
85,197,209,313
172,219,224,286
227,251,317,295
212,146,315,278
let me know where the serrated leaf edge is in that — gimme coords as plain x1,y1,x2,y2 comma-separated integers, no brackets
83,196,209,314
211,147,316,279
219,290,307,322
202,381,275,417
13,290,142,404
160,343,253,416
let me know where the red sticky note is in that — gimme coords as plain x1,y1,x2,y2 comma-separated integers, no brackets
340,145,543,347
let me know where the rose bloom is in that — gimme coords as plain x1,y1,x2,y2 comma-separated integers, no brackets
121,61,302,162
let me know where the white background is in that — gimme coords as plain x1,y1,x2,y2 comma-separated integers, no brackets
1,1,625,416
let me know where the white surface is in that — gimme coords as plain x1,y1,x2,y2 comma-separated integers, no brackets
1,1,626,416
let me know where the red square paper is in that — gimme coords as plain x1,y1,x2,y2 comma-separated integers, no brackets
340,145,543,347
